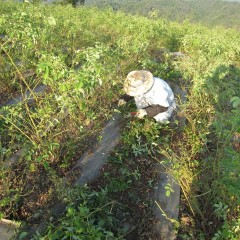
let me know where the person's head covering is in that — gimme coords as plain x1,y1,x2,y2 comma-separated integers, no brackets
124,70,154,96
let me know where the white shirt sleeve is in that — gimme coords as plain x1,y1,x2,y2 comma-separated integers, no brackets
153,100,176,123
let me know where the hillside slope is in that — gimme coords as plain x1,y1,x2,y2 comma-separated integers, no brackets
86,0,240,29
0,2,240,239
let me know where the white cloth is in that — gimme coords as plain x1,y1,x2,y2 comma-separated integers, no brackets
134,77,175,123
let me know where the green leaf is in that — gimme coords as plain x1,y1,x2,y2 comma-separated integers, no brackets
233,101,240,109
19,232,28,240
29,163,35,172
43,161,49,170
166,190,171,197
230,96,240,108
25,154,32,161
105,231,114,237
47,16,56,26
230,96,240,103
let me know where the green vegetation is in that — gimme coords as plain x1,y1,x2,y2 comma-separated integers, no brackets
86,0,240,29
0,1,240,239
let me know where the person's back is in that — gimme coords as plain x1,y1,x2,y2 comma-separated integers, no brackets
134,77,174,109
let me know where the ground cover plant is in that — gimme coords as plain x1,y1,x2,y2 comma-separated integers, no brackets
0,1,240,239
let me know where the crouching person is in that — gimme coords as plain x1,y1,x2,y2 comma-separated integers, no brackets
120,70,176,123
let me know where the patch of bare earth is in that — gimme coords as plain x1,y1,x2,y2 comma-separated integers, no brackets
90,147,161,240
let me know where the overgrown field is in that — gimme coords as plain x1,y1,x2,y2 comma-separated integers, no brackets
87,0,240,30
0,1,240,239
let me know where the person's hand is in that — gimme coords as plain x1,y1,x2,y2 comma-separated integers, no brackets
118,94,134,107
135,109,147,119
118,99,127,107
124,112,137,118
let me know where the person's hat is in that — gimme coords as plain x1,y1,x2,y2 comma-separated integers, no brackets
124,70,154,96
